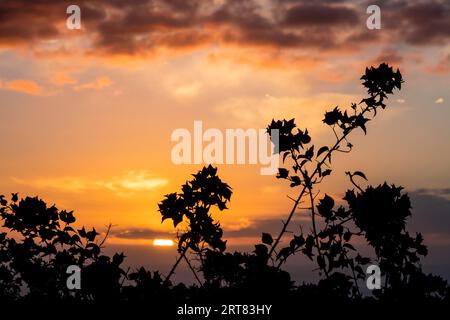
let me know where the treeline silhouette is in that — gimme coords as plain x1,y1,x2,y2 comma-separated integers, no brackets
0,64,448,311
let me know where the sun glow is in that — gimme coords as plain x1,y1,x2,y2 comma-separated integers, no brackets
153,239,174,247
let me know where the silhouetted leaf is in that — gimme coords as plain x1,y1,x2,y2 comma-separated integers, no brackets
276,168,289,179
262,232,273,245
353,171,368,181
322,169,332,177
317,194,334,218
317,146,329,158
290,175,301,187
254,244,268,257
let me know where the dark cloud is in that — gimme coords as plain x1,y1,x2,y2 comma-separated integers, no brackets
281,3,360,27
414,188,450,197
224,217,306,238
226,189,450,241
394,1,450,45
373,49,404,65
405,189,450,235
0,0,448,55
0,0,61,44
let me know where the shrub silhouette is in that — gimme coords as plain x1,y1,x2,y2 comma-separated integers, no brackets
0,64,448,308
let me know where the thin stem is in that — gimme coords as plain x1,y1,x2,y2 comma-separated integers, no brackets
308,187,329,278
183,253,203,287
165,246,188,284
347,173,364,192
98,223,113,248
346,252,362,298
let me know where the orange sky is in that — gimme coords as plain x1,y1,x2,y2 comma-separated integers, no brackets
0,1,449,255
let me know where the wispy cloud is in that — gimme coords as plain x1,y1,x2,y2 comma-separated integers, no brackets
98,171,168,196
172,82,202,98
214,93,362,130
12,170,168,197
50,72,77,86
435,97,444,104
74,76,113,91
0,79,46,96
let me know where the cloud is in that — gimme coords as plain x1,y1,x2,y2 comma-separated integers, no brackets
408,189,450,236
223,217,307,238
214,92,362,130
373,49,404,65
111,228,173,240
50,72,77,86
385,1,450,46
0,0,448,59
98,170,168,195
429,54,450,74
73,76,113,91
221,188,450,248
11,176,90,193
0,79,46,95
281,3,360,27
413,188,450,198
12,170,168,196
172,82,203,98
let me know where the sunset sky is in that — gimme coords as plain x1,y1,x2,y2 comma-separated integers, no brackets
1,0,449,282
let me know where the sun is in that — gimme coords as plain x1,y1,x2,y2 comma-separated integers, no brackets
153,239,174,247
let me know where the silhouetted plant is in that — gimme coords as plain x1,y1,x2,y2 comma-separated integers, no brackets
0,193,126,301
152,64,448,302
158,165,232,285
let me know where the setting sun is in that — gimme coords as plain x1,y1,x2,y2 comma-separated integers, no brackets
153,239,174,247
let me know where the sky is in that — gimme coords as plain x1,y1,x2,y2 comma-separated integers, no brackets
0,0,449,282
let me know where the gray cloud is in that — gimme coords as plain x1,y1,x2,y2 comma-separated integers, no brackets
408,189,450,235
224,217,307,238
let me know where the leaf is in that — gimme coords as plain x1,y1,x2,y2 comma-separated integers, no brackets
290,175,301,187
112,253,125,266
317,146,329,158
355,254,371,265
86,228,98,242
353,171,368,181
323,107,342,126
254,244,268,257
290,235,305,249
78,227,87,238
305,145,314,159
11,193,18,202
317,194,335,218
86,243,100,255
277,247,292,260
276,168,289,179
261,232,273,245
322,169,332,177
